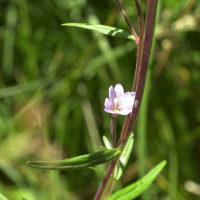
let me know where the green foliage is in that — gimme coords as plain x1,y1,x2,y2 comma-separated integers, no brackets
62,23,135,40
0,0,200,199
115,133,134,181
108,161,167,200
91,133,134,182
26,148,121,170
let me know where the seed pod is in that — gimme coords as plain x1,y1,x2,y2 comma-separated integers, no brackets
26,148,121,170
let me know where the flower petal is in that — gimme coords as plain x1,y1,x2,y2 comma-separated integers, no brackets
104,109,118,114
114,84,124,98
109,86,117,107
104,98,111,110
118,109,132,115
119,93,134,107
104,84,135,116
126,92,136,97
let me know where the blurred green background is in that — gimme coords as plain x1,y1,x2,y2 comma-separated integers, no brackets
0,0,200,199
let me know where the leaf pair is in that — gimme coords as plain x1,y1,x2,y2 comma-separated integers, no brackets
26,134,166,200
26,134,133,170
26,148,121,170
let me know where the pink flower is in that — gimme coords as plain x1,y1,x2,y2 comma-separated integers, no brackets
104,84,135,116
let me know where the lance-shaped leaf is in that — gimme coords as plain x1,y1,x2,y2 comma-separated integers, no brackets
108,160,167,200
62,23,135,40
103,135,112,149
115,133,134,180
26,148,121,170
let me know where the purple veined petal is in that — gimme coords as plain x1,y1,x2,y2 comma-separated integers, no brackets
114,84,124,98
104,98,111,110
109,86,117,106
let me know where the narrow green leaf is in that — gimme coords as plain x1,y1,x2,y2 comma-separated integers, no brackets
62,23,135,40
103,135,112,149
89,167,106,176
115,133,134,180
100,146,108,150
108,160,167,200
26,148,121,170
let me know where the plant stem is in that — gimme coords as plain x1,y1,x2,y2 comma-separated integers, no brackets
94,0,158,199
115,0,139,44
110,116,116,148
117,0,143,149
132,0,144,92
118,0,144,148
120,0,158,147
94,157,118,200
117,114,130,146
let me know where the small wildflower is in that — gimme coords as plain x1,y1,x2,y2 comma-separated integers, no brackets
104,84,135,116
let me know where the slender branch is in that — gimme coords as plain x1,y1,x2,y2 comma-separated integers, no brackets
118,0,144,148
94,0,158,199
115,0,139,44
110,116,116,148
117,114,130,146
94,157,118,200
132,0,144,92
120,0,158,147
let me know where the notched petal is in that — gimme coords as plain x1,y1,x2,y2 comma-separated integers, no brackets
114,84,124,98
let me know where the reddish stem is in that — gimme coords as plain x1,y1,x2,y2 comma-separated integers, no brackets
115,0,139,44
120,0,158,147
132,0,144,92
117,0,144,148
110,116,116,148
94,157,118,200
117,114,130,146
94,0,158,199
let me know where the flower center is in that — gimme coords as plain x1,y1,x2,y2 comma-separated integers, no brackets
111,98,120,111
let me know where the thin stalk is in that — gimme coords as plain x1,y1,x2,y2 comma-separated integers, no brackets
110,116,116,148
94,1,158,199
120,0,158,147
94,157,118,200
115,0,139,44
118,0,144,148
118,0,143,148
132,0,144,92
117,114,130,146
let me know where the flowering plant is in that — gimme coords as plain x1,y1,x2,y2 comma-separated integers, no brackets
26,0,166,200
